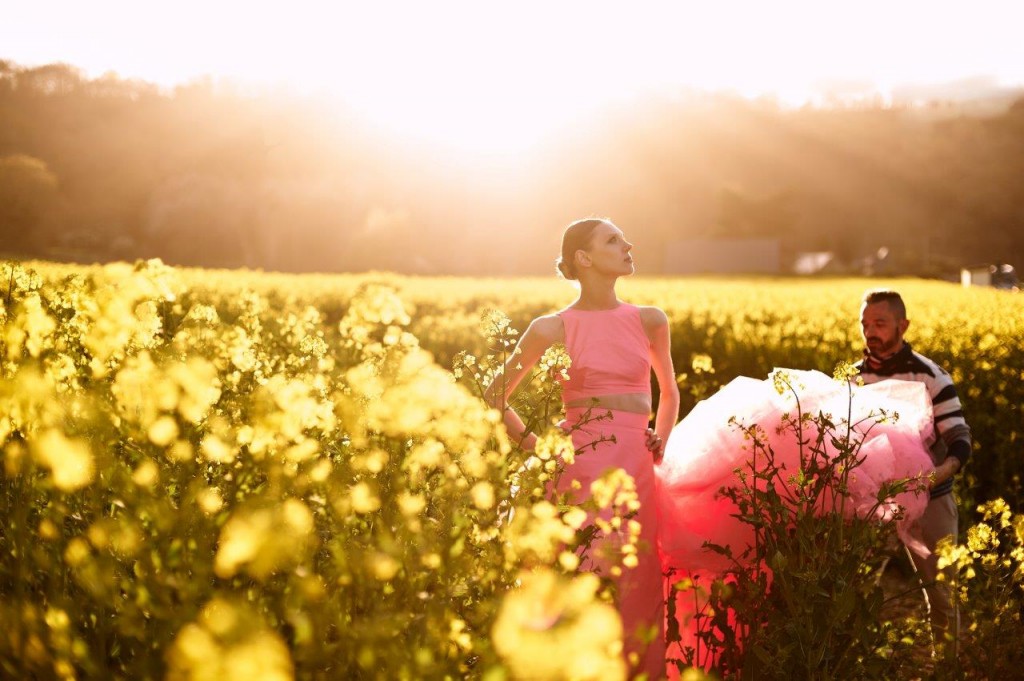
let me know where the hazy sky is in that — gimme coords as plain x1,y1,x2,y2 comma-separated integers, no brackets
5,0,1024,150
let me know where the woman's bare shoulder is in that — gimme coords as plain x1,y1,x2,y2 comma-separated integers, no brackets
526,313,566,343
637,305,669,328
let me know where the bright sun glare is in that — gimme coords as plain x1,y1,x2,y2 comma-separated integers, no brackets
303,4,671,154
329,52,598,155
6,1,1024,154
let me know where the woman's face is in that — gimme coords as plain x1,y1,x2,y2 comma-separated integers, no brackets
578,221,634,277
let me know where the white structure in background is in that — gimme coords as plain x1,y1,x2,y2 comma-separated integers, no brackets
792,251,834,275
962,265,994,287
961,263,1019,290
663,238,780,274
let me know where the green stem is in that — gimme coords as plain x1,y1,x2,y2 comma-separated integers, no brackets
5,263,14,306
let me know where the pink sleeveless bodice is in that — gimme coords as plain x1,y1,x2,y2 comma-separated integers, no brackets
557,303,652,403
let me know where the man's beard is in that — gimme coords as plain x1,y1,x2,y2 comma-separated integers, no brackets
865,337,899,359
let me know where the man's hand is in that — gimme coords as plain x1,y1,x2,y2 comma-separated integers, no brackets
930,458,961,489
645,428,664,463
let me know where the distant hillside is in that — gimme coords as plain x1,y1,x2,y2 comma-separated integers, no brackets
2,60,1023,275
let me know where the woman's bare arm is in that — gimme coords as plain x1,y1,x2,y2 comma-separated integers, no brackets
482,314,563,450
643,306,680,462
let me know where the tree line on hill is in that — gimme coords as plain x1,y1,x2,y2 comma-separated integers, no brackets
2,60,1023,276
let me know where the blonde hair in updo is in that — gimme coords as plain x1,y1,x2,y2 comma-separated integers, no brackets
555,218,607,280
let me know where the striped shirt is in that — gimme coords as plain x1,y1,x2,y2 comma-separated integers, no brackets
854,342,972,499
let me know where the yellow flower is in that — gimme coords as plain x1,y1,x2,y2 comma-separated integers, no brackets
590,469,638,511
167,599,294,681
558,551,581,571
167,440,195,463
19,292,57,358
184,303,220,325
492,569,625,681
354,448,389,473
538,343,572,382
298,334,328,358
64,537,91,567
471,481,495,510
200,435,235,464
562,506,589,531
3,440,26,477
281,498,314,535
406,439,445,470
38,519,59,541
691,353,715,374
480,308,514,340
967,523,999,554
214,500,315,580
369,553,400,581
148,416,179,447
398,491,426,517
172,358,222,424
308,459,332,483
449,618,472,653
197,488,224,515
534,428,575,465
980,498,1013,528
285,439,319,463
32,429,94,491
502,501,576,565
131,459,160,487
220,631,294,681
350,482,381,514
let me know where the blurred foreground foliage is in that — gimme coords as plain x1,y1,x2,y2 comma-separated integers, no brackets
1,260,642,680
2,260,1022,679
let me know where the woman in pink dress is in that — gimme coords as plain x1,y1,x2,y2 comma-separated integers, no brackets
487,217,680,678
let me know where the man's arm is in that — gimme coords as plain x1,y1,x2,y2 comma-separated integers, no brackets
929,372,972,488
931,453,962,488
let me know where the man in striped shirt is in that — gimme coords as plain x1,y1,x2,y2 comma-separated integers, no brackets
854,289,970,650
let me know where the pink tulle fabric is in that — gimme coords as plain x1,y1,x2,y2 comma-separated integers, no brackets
656,369,936,573
655,370,936,672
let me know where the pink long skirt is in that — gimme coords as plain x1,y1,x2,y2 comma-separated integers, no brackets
559,407,666,679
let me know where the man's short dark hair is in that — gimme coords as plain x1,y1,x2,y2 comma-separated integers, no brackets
863,289,907,319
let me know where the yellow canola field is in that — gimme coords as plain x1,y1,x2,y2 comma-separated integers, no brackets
1,259,1021,680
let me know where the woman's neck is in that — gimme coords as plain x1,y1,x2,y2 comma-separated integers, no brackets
573,280,620,310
